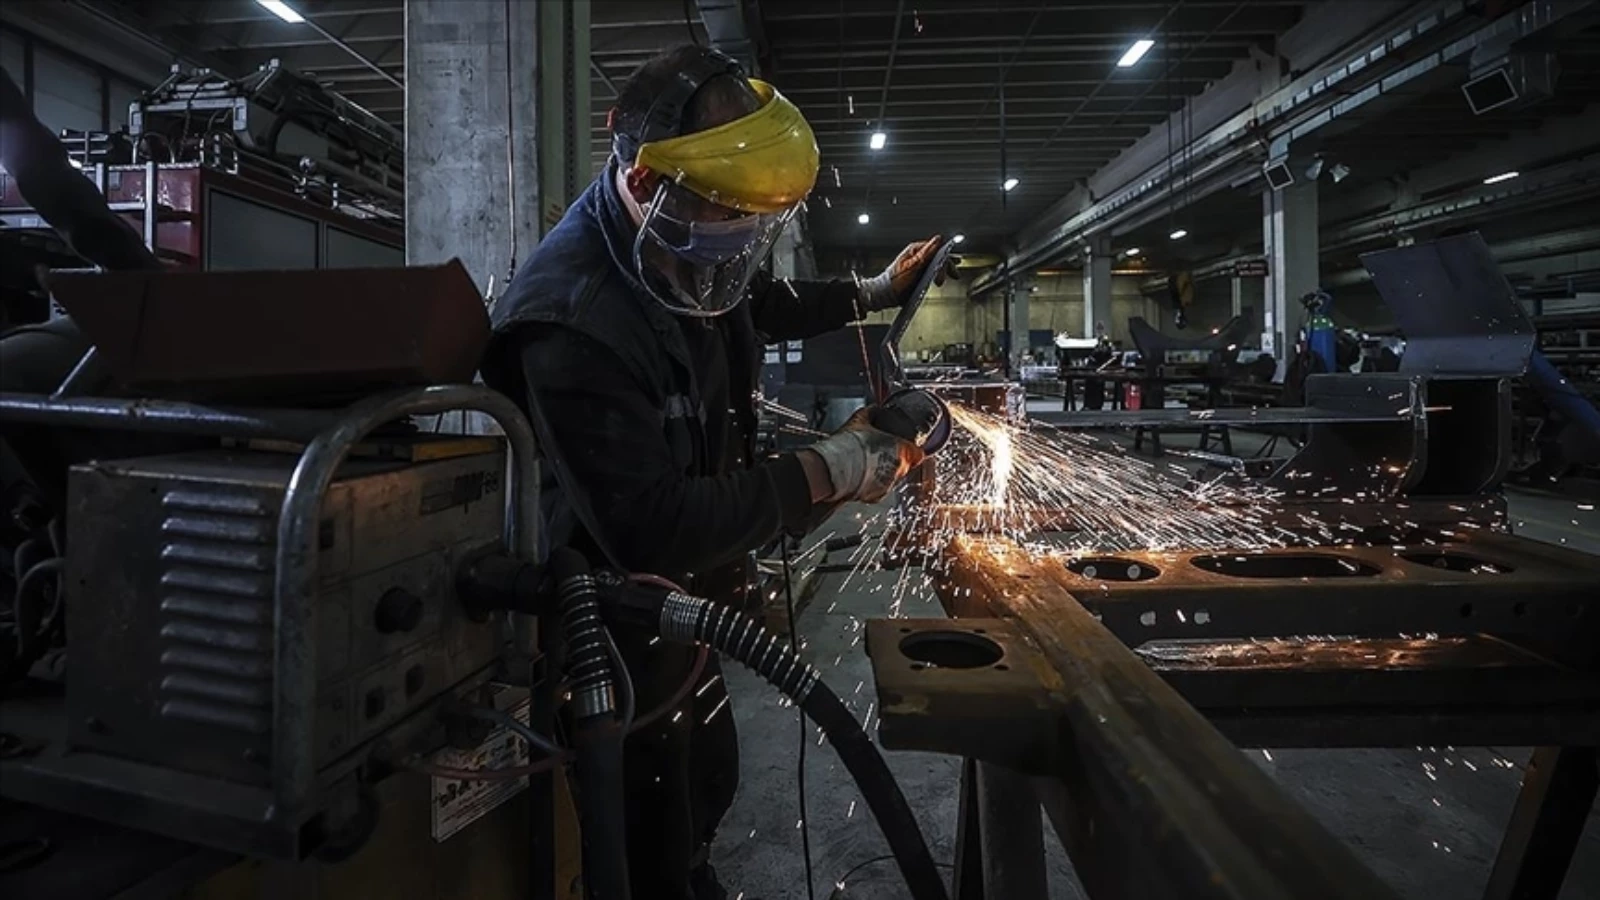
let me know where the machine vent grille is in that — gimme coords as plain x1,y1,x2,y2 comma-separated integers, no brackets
157,489,275,735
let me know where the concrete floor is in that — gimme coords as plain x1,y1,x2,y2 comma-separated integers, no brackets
710,434,1600,899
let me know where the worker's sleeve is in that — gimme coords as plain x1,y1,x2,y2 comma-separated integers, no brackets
518,327,815,575
0,67,161,273
746,269,862,342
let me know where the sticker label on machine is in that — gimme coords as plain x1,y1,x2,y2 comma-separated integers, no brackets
430,694,530,842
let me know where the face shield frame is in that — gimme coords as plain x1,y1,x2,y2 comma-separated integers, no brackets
632,179,798,319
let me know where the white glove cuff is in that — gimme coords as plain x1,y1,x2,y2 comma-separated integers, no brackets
809,430,869,502
854,269,895,314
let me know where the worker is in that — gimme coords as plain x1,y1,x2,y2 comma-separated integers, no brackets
479,45,953,900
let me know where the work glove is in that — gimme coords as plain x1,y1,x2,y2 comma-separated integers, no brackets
808,408,925,504
855,235,961,313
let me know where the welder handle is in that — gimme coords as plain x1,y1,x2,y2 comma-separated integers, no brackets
878,238,958,401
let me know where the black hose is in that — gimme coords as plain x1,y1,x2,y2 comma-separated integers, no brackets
554,549,618,722
656,592,949,900
550,548,631,900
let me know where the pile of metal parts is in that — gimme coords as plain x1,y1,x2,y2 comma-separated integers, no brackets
866,234,1599,900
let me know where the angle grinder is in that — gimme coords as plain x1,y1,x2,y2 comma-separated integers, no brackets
869,387,952,455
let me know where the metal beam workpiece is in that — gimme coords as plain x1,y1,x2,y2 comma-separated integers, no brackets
884,535,1403,900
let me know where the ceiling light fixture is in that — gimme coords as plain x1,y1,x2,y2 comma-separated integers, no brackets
256,0,305,23
1329,163,1351,183
1169,229,1188,240
1483,170,1519,185
869,130,887,150
1002,177,1019,192
952,234,966,244
1117,39,1155,68
1124,247,1141,257
857,212,871,225
1305,156,1325,180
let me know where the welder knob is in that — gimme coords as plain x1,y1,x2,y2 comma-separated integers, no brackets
374,588,424,634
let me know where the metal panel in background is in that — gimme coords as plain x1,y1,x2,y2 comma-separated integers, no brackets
327,226,407,269
206,190,319,272
1361,233,1538,376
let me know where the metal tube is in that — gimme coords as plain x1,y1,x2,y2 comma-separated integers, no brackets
52,348,102,398
0,392,342,438
272,385,539,819
976,762,1049,899
300,16,404,89
143,160,157,251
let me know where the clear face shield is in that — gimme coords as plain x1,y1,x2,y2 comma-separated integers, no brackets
632,179,797,318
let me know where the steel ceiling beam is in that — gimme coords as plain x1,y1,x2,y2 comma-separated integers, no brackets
872,0,907,130
162,2,401,27
199,34,404,52
293,13,403,89
776,77,1235,94
972,0,1520,296
590,57,622,98
762,0,1305,21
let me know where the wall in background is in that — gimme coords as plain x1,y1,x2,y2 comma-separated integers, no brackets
0,23,152,138
843,267,1163,359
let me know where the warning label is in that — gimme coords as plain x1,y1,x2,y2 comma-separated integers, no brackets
430,695,531,842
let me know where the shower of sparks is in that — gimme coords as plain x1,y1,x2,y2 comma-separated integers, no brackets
935,402,1299,553
816,399,1316,618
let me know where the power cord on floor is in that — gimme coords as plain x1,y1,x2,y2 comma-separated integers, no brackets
781,540,817,900
827,854,954,899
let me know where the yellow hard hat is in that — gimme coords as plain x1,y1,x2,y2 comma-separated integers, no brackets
634,80,820,215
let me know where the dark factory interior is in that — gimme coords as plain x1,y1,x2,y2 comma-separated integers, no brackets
0,1,1597,898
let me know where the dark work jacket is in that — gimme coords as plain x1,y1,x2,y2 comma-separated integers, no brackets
480,162,860,582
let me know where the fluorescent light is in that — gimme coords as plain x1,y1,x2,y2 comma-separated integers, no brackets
256,0,305,23
1168,229,1188,240
952,234,966,244
1117,39,1155,68
869,131,887,150
1124,247,1141,257
857,212,870,225
1002,177,1019,192
1483,170,1519,185
68,158,84,170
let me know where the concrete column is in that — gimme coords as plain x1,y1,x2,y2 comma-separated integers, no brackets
1082,236,1112,340
1262,178,1319,358
1009,278,1031,371
537,0,591,235
406,0,543,295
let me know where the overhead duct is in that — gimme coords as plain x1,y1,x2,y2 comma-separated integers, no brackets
1463,52,1561,114
695,0,768,76
1462,0,1580,114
